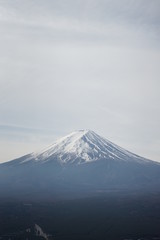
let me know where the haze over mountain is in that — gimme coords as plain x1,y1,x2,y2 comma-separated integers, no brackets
0,0,160,164
0,130,160,200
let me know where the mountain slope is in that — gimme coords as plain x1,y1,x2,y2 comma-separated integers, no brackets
3,130,153,166
0,130,160,200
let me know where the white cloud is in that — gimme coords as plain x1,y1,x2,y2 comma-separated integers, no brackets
0,0,160,162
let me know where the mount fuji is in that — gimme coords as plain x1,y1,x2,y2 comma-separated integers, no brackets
0,130,160,200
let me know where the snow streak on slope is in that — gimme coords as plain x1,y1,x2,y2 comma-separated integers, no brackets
21,130,150,165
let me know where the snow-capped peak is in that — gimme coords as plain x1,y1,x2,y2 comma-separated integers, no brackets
24,129,150,165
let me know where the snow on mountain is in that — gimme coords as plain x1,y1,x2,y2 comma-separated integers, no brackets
1,130,160,200
19,129,150,165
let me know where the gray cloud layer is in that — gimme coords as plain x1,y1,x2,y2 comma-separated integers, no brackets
0,0,160,162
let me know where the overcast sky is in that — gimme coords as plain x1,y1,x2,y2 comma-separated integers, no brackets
0,0,160,163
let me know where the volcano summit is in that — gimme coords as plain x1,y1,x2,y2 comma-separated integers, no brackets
4,130,153,165
0,130,160,200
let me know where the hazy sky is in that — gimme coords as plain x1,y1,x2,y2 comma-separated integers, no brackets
0,0,160,163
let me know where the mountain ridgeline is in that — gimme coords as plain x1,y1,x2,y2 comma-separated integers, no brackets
0,130,160,200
